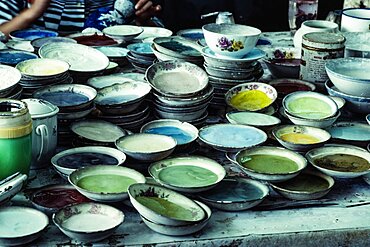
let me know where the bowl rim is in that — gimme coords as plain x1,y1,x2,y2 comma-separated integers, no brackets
325,57,370,83
202,23,261,36
342,8,370,20
226,111,281,126
102,25,144,37
325,80,370,101
272,124,332,145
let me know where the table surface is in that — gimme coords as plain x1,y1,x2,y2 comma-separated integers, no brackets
7,31,370,247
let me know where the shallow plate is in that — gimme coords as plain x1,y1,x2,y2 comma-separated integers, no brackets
31,36,77,49
16,58,70,77
0,206,48,246
201,46,266,62
87,72,145,89
199,124,267,152
69,165,146,202
6,40,34,52
197,177,269,211
149,156,226,193
153,36,203,58
10,29,58,41
226,112,281,127
326,122,370,142
177,29,204,41
135,27,173,40
103,25,143,41
95,46,129,57
39,43,109,72
146,61,208,96
0,65,21,92
0,50,38,66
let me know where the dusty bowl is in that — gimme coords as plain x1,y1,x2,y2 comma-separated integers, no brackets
325,58,370,97
262,47,301,78
284,109,340,128
202,23,261,58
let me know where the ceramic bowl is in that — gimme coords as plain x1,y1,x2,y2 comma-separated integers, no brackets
149,156,226,193
199,124,267,152
0,173,27,206
10,29,58,41
269,78,316,99
325,58,370,97
153,36,202,58
364,173,370,185
146,61,208,97
329,96,345,110
135,26,173,40
53,202,124,243
283,91,338,120
225,82,277,112
326,122,370,145
30,184,91,215
115,133,177,161
128,183,206,226
262,47,301,78
127,42,154,57
103,25,143,42
69,165,145,202
87,72,144,90
306,145,370,178
203,63,262,80
235,146,307,182
284,109,340,128
226,111,281,128
94,81,151,114
0,50,38,66
140,200,211,236
69,32,118,47
31,36,77,51
151,43,203,65
177,29,204,41
16,58,70,77
270,170,335,200
0,65,21,96
51,146,127,178
341,8,370,32
202,23,261,58
140,119,198,147
325,80,369,114
197,177,269,211
0,206,48,246
272,125,331,152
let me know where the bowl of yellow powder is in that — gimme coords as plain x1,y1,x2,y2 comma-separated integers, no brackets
225,82,277,111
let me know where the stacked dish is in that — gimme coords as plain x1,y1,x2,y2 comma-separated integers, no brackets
102,25,144,43
126,43,157,73
95,46,129,67
128,183,212,236
282,91,340,128
152,36,204,66
0,50,38,67
16,58,72,97
146,61,212,125
10,29,58,41
0,64,22,99
31,36,77,53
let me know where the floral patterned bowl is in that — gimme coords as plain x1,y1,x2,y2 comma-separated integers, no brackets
202,23,261,59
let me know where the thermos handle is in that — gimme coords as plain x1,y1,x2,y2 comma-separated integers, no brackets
35,125,48,161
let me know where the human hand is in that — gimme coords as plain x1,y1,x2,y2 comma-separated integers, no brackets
134,0,161,26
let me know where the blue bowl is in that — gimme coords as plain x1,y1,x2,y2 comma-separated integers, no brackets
0,50,38,66
10,29,58,41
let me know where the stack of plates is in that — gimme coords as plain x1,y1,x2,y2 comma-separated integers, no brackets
126,43,157,73
146,61,212,126
152,36,204,66
0,65,22,99
201,47,266,107
15,58,72,98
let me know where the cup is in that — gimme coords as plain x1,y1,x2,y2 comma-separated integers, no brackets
289,0,319,31
22,99,59,169
341,8,370,32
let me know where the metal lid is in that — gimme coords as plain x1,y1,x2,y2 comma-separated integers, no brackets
302,32,346,49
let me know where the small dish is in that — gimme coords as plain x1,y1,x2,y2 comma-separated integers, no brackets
127,42,154,56
10,29,58,41
135,26,173,40
70,33,118,46
140,119,198,147
270,170,335,200
31,36,77,50
128,183,205,226
197,177,269,211
51,146,127,178
235,146,307,182
87,72,145,89
199,124,267,152
306,145,370,178
201,46,266,63
329,96,345,110
140,200,211,236
0,50,38,66
285,109,341,129
95,46,129,57
283,91,338,120
16,58,70,77
273,125,331,152
6,40,34,52
116,133,177,161
103,25,143,42
52,202,124,243
225,82,277,111
0,173,28,206
0,206,48,246
146,61,208,97
326,122,370,143
226,111,281,127
153,36,202,58
69,165,146,202
31,184,90,215
149,156,226,193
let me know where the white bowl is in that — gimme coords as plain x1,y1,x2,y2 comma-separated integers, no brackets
262,46,301,78
53,202,124,243
102,25,143,42
285,110,340,128
325,58,370,97
115,133,177,161
69,165,146,202
306,145,370,178
128,183,206,226
235,146,307,182
341,8,370,32
226,111,281,127
140,200,211,236
202,23,261,58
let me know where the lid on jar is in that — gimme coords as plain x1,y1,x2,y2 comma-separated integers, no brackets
0,99,32,138
302,32,346,49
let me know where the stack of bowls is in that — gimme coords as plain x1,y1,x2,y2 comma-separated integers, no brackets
0,65,22,99
282,91,340,128
146,61,212,126
151,36,204,66
15,58,72,97
126,43,157,73
93,81,152,131
325,58,370,115
200,23,265,107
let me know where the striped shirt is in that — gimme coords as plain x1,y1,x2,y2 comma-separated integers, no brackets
0,0,115,33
